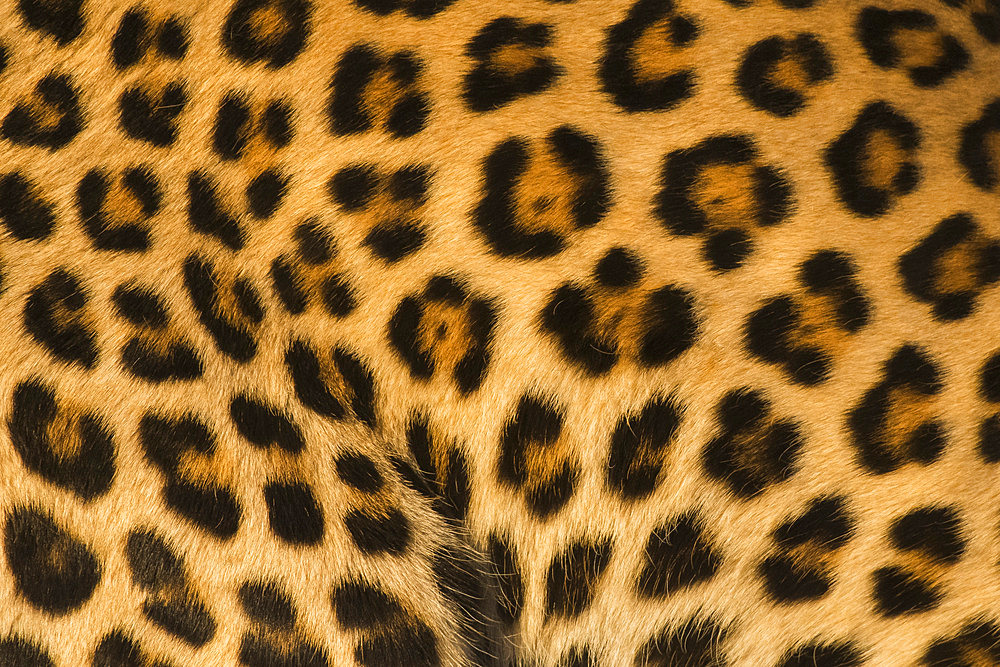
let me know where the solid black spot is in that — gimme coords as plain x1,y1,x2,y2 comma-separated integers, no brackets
365,222,426,262
857,8,969,88
164,481,242,539
960,99,1000,191
144,596,216,647
737,34,833,117
330,165,378,211
230,394,304,453
213,93,252,159
125,529,184,590
979,415,1000,463
889,506,965,564
111,8,149,69
777,641,864,667
4,507,101,614
238,580,296,629
186,174,245,250
336,453,385,493
263,481,325,546
24,268,99,368
607,396,680,500
0,172,56,241
430,544,497,666
263,100,294,146
158,18,189,59
344,508,411,555
353,0,455,18
487,534,523,626
636,617,728,667
247,169,288,218
545,539,612,619
825,101,920,217
594,246,643,288
2,73,82,149
17,0,84,44
0,635,54,667
355,622,440,667
331,579,403,629
322,274,357,317
222,0,312,68
9,378,116,500
119,82,186,147
93,630,173,667
239,634,329,667
637,513,722,598
922,621,1000,666
462,17,560,112
600,0,698,112
873,565,940,616
113,285,169,328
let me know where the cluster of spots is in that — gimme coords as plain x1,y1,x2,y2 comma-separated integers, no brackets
847,344,947,474
111,7,188,71
736,34,833,117
76,167,161,252
388,275,497,394
185,176,247,249
599,0,699,112
331,578,442,667
17,0,85,45
334,451,413,557
759,496,854,603
702,389,804,498
24,268,99,369
540,247,699,374
959,98,1000,193
606,396,681,500
872,506,965,616
9,378,116,500
545,538,613,620
899,213,1000,321
979,351,1000,462
331,45,430,137
237,580,329,666
125,529,216,646
655,135,794,271
943,0,1000,43
487,534,525,631
4,507,102,615
636,512,721,599
329,163,433,262
222,0,312,69
497,394,578,519
462,17,560,112
746,250,871,385
825,101,920,217
857,7,969,88
474,126,610,259
285,338,378,427
112,283,203,382
0,172,57,241
183,254,266,362
272,220,357,319
2,72,83,150
401,416,473,520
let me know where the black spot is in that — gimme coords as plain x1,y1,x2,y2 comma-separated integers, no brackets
637,513,722,598
825,101,920,217
960,98,1000,192
213,93,252,160
355,622,440,667
76,167,159,252
119,82,187,147
138,413,242,538
186,174,245,250
2,72,82,149
890,506,965,564
331,580,404,629
183,255,260,362
365,223,427,263
474,125,610,259
557,646,598,667
873,565,941,616
0,635,54,667
24,268,99,368
0,172,57,240
239,580,296,629
247,169,288,218
857,8,969,88
336,453,385,493
635,616,728,667
462,17,560,112
847,344,945,474
594,247,644,288
4,507,101,614
230,394,304,453
980,351,1000,403
352,0,455,18
93,630,172,667
111,8,149,70
263,481,325,546
329,165,377,210
125,529,185,591
545,539,612,619
654,134,793,271
9,378,116,500
222,0,312,68
777,641,865,667
487,534,523,627
607,396,680,500
600,0,698,112
284,341,377,426
344,508,411,556
737,34,833,117
158,18,189,59
922,620,1000,666
702,389,804,498
430,544,498,666
16,0,84,44
264,100,294,146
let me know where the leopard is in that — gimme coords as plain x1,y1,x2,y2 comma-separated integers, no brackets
0,0,999,665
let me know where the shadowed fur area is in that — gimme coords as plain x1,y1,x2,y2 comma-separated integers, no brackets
0,0,999,665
